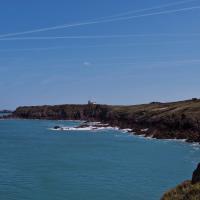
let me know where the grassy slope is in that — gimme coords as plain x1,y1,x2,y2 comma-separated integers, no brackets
161,181,200,200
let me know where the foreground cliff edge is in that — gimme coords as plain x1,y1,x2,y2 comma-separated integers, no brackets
6,98,200,143
161,163,200,200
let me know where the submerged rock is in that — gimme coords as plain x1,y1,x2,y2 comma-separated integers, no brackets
54,126,61,129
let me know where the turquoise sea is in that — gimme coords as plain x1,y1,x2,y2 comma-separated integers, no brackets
0,120,199,200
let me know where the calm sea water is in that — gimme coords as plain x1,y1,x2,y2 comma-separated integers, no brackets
0,120,199,200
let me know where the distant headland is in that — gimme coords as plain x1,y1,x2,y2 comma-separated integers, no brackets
0,110,13,114
2,98,200,143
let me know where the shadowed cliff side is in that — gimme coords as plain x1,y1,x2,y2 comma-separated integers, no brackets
12,98,200,143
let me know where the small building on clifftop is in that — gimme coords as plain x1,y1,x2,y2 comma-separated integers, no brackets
88,100,96,105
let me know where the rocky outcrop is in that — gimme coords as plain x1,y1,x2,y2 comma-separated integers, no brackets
161,163,200,200
161,180,200,200
12,99,200,143
192,163,200,184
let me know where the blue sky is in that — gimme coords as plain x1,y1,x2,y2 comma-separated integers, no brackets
0,0,200,109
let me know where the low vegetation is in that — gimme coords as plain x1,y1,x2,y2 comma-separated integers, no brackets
161,181,200,200
161,163,200,200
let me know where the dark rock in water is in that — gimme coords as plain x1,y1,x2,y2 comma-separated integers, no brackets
192,163,200,184
54,126,61,129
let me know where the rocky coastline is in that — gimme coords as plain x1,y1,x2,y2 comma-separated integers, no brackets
5,98,200,143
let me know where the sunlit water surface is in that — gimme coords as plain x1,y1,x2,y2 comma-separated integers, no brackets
0,120,199,200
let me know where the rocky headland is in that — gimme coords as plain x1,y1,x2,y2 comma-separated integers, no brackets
161,163,200,200
8,98,200,143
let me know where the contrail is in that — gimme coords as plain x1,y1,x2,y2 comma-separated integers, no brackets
97,0,198,19
0,33,200,41
0,4,199,39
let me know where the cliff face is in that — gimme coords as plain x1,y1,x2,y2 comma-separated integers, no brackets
13,99,200,143
192,163,200,184
14,104,111,121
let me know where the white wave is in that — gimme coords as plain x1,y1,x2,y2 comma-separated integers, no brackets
163,138,187,142
191,143,200,150
50,126,94,131
122,128,132,131
135,134,157,141
144,136,155,140
140,128,149,132
50,125,119,132
191,142,200,146
121,128,132,133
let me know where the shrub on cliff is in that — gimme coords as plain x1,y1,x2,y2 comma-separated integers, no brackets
161,163,200,200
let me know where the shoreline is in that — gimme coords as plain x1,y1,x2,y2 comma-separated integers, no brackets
3,98,200,144
2,117,199,146
4,117,199,144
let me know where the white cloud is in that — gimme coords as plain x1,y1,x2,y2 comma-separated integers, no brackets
83,61,91,67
